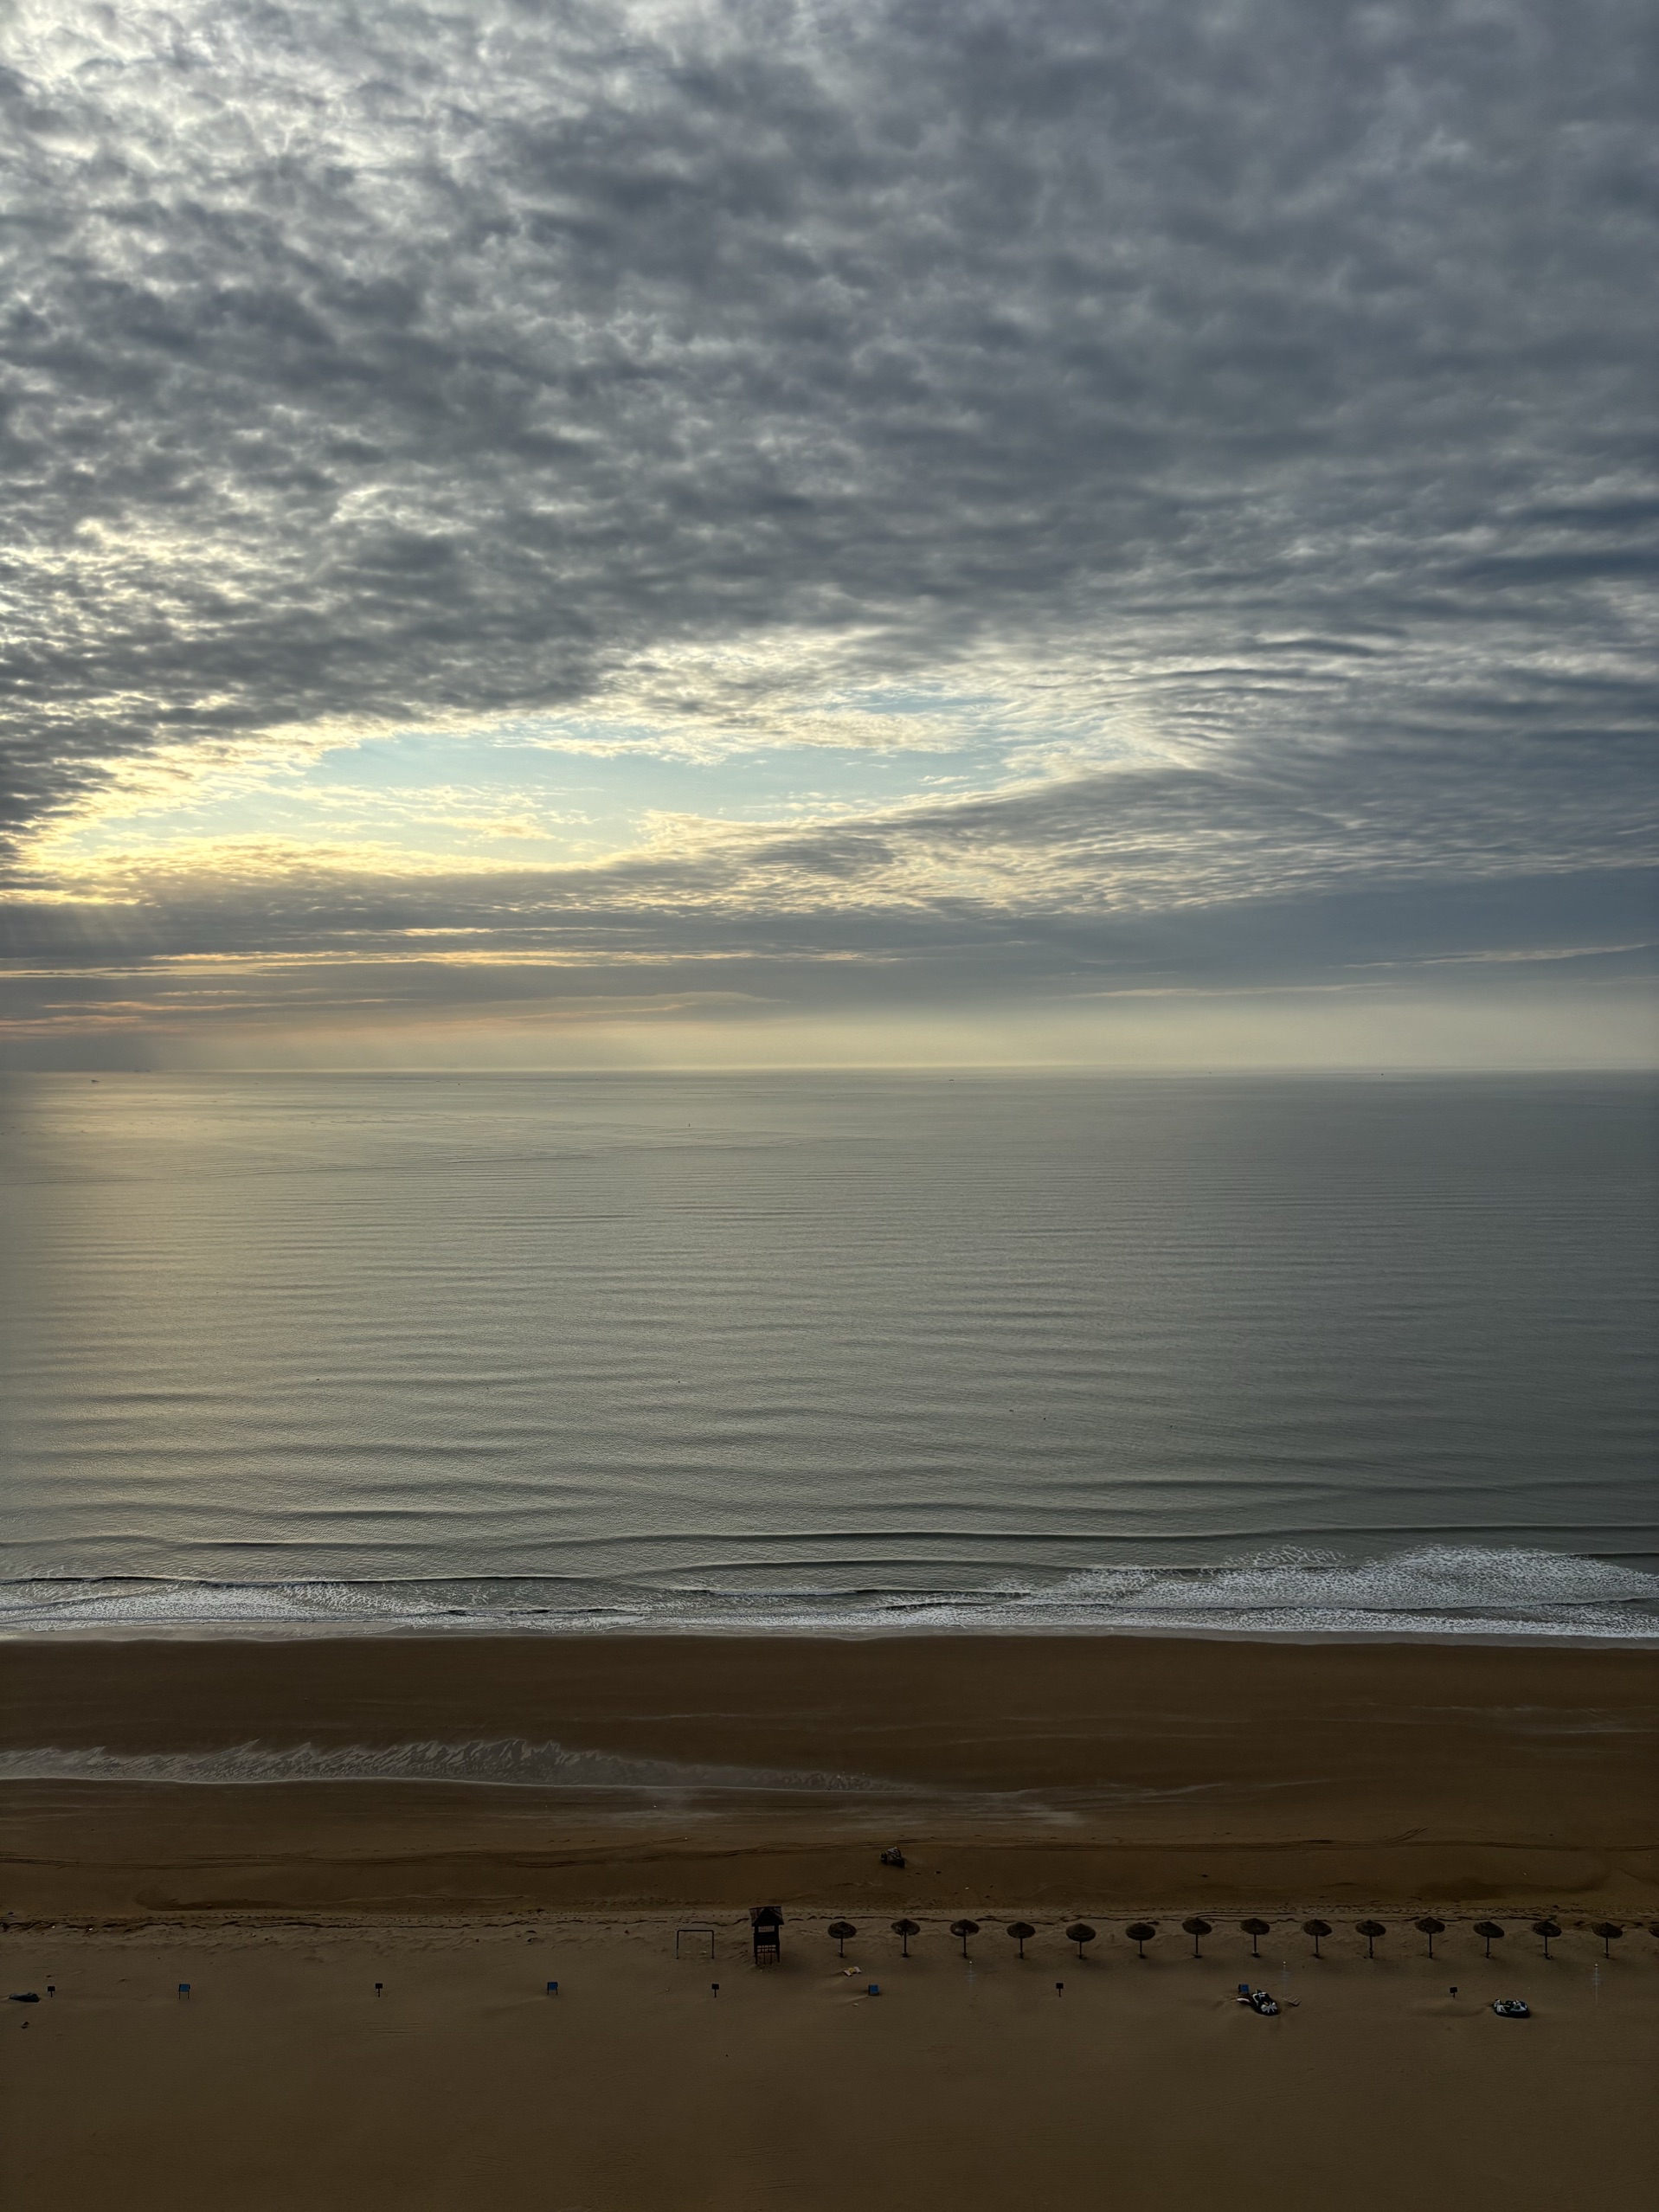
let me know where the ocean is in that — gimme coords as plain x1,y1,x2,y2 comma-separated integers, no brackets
2,1070,1655,1643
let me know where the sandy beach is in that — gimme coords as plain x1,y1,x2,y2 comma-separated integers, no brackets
4,1633,1656,2208
4,1634,1656,1917
4,1910,1657,2211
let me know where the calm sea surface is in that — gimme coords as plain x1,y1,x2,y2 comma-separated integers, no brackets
3,1071,1655,1641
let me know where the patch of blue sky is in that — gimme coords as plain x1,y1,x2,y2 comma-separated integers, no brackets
62,720,1017,868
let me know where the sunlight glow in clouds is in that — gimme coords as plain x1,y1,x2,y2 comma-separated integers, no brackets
1,0,1654,1065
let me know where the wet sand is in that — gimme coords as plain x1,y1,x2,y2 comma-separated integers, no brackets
3,1634,1656,1917
3,1634,1655,2208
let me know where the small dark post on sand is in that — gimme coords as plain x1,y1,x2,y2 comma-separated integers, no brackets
1533,1919,1561,1958
1241,1919,1270,1958
1415,1917,1446,1958
1302,1919,1331,1958
1355,1920,1386,1958
749,1907,784,1966
711,1984,719,1997
891,1919,920,1957
949,1919,980,1958
1182,1917,1212,1958
1473,1922,1503,1959
1125,1923,1156,1959
1055,1982,1064,1997
375,1981,383,1997
1591,1922,1623,1958
1065,1924,1096,1960
1006,1922,1035,1959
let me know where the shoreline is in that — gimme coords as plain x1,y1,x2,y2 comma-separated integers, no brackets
5,1620,1659,1647
5,1633,1655,1920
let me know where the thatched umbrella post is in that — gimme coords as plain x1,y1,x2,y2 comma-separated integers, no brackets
1006,1922,1036,1960
949,1918,980,1959
891,1919,920,1958
1241,1919,1270,1958
1064,1923,1096,1961
1181,1917,1212,1958
1355,1920,1386,1959
1415,1917,1446,1958
827,1919,857,1958
1472,1921,1504,1960
1532,1919,1561,1959
1591,1922,1623,1959
1302,1919,1332,1959
1124,1922,1156,1960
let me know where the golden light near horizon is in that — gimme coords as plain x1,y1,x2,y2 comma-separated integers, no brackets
1,0,1653,1069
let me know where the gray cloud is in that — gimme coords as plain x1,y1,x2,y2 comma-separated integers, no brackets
1,0,1656,1047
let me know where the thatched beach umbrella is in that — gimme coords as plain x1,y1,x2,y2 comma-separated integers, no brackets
1532,1919,1561,1958
1064,1923,1096,1959
1591,1922,1623,1958
949,1919,981,1958
1240,1919,1270,1958
1472,1921,1504,1959
1302,1919,1332,1958
1124,1922,1157,1959
891,1919,920,1958
827,1919,857,1957
1006,1922,1036,1959
1181,1916,1212,1958
1415,1916,1446,1958
1355,1920,1386,1958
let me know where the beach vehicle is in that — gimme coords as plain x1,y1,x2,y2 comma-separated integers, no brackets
1491,1998,1531,2018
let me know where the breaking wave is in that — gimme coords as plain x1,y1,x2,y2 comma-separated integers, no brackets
3,1544,1656,1642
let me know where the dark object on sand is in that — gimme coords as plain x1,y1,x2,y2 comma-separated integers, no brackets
1124,1923,1156,1958
375,1981,383,1996
1492,1998,1530,2017
1415,1917,1447,1958
177,1984,190,1999
749,1906,783,1965
879,1847,906,1868
1006,1922,1036,1958
827,1920,858,1957
1181,1917,1212,1958
1532,1919,1561,1958
8,1992,40,2003
1355,1920,1386,1958
1473,1922,1504,1958
1237,1988,1279,2016
544,1981,558,1996
1240,1919,1270,1956
1065,1924,1096,1958
1302,1919,1332,1958
891,1919,920,1956
1591,1922,1623,1958
949,1919,981,1958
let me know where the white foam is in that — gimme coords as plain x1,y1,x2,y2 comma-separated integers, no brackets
2,1545,1655,1642
0,1737,895,1794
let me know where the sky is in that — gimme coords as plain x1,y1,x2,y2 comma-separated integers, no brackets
2,0,1655,1070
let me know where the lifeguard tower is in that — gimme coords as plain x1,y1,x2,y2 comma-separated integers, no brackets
749,1905,783,1965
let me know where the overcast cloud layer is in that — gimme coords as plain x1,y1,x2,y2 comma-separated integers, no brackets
2,0,1655,1063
